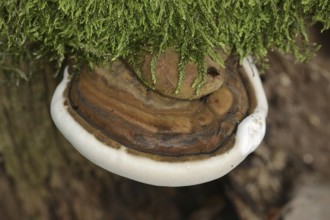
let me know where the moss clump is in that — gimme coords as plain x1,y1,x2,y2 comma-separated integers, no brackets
0,1,329,89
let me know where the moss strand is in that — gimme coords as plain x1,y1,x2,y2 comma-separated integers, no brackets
0,0,329,85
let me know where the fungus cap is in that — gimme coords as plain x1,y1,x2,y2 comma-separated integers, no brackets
50,56,267,186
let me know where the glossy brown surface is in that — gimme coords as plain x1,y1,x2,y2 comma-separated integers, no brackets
139,49,227,100
67,57,249,157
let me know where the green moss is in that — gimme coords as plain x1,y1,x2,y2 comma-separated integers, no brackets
0,0,329,90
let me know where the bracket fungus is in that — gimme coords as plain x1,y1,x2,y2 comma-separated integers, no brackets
51,55,268,187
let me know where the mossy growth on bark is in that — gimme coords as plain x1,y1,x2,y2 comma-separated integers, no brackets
0,0,329,90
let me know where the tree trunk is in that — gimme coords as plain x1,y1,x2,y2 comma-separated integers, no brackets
1,28,329,220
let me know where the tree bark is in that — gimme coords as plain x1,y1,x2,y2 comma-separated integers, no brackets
0,28,329,220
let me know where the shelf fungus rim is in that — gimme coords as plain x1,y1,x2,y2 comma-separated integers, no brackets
50,56,268,187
